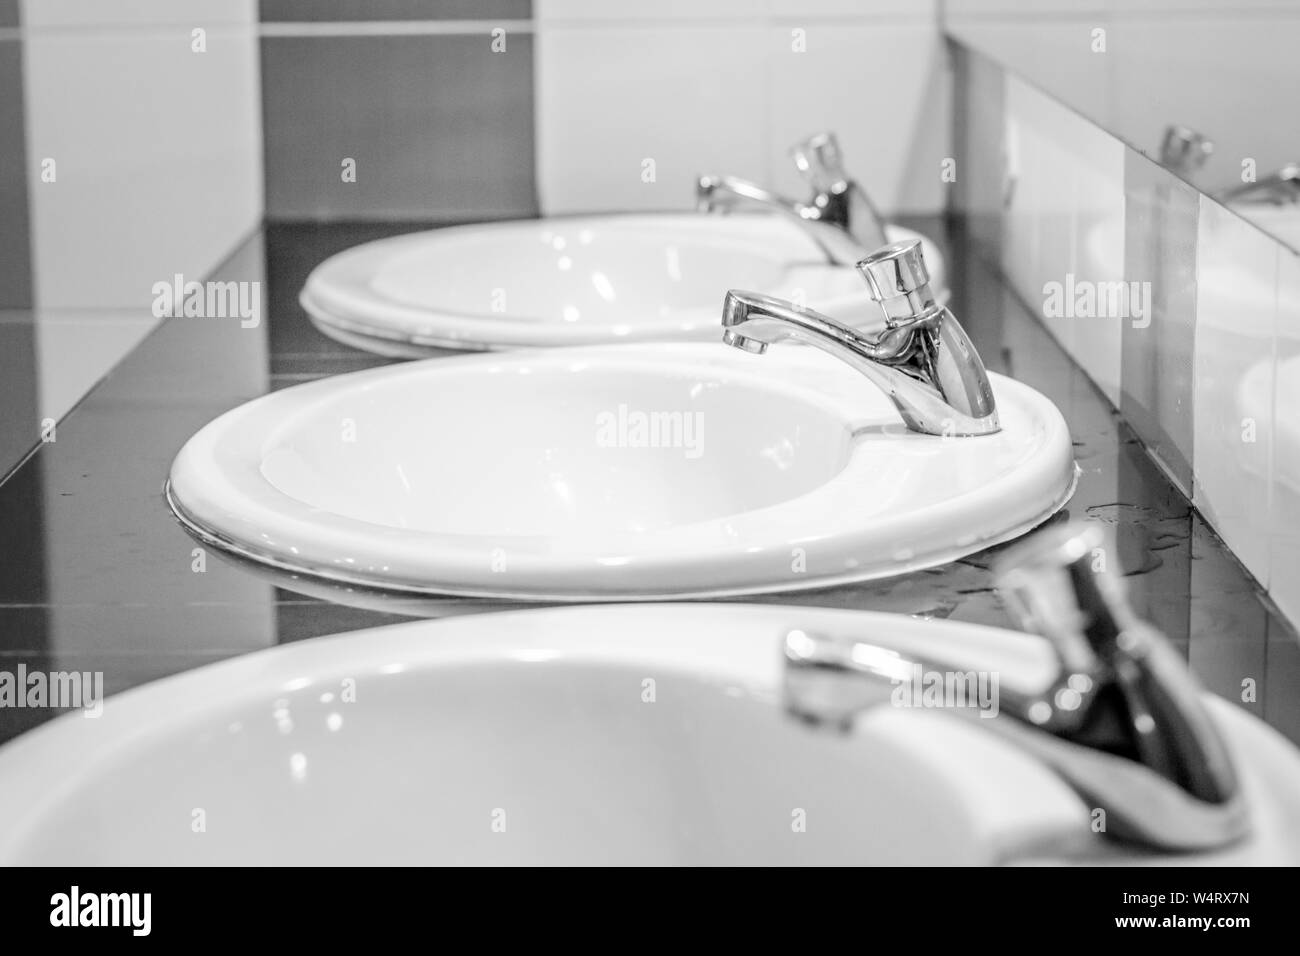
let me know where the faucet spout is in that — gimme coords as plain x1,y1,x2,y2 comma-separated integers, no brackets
783,522,1249,852
721,240,999,437
696,132,888,265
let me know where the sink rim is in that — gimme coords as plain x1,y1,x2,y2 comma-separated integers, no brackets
166,342,1078,602
0,602,1296,867
300,214,948,352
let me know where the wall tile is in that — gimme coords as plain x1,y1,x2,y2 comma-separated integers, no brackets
262,34,536,219
766,23,947,218
1000,78,1040,319
949,44,1005,265
536,26,766,214
33,313,161,424
1271,250,1300,624
1121,151,1198,495
0,39,32,310
1189,517,1269,716
539,0,936,19
536,8,946,217
261,1,529,21
0,317,39,483
538,0,758,19
1192,197,1277,585
21,0,256,28
1264,617,1300,746
1068,104,1125,407
999,73,1125,408
945,19,1112,125
23,26,262,309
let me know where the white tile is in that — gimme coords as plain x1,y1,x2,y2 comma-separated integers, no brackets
22,21,261,422
950,0,1104,14
1193,197,1278,586
1001,84,1041,316
766,23,947,218
1271,250,1300,625
538,0,935,21
946,20,1111,123
23,26,262,310
1003,75,1125,406
33,312,159,423
538,0,762,20
536,26,767,214
769,0,935,17
1065,108,1125,407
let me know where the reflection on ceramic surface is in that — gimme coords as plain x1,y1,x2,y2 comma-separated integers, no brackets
165,342,1076,601
299,214,948,354
1231,203,1300,253
1,603,1296,866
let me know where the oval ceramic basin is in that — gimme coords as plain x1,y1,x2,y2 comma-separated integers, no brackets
1,604,1294,866
167,343,1076,601
300,214,947,354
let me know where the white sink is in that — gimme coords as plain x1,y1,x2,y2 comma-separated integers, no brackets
2,604,1294,866
300,214,947,354
167,343,1076,601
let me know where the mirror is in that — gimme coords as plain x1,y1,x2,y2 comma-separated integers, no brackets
945,1,1300,253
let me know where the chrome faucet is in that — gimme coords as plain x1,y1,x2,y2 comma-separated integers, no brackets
783,522,1248,852
696,132,889,265
720,239,999,437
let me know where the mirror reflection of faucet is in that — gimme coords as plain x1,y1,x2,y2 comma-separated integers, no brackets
1158,124,1214,179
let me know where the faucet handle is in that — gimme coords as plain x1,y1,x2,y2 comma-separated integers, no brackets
856,239,939,325
790,132,848,193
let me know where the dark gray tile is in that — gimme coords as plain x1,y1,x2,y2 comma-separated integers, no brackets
0,1,17,29
0,318,39,485
260,0,530,22
1265,617,1300,746
261,34,537,219
0,40,32,310
949,44,1005,267
1121,150,1199,495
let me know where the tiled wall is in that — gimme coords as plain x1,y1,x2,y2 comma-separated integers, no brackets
950,43,1300,633
258,0,950,220
0,1,262,480
535,0,949,216
947,1,1300,199
259,1,537,220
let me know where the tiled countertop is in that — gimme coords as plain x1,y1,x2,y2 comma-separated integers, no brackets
1,215,1296,747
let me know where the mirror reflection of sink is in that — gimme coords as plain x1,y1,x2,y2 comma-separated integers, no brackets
300,215,947,355
165,343,1076,601
2,604,1294,866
